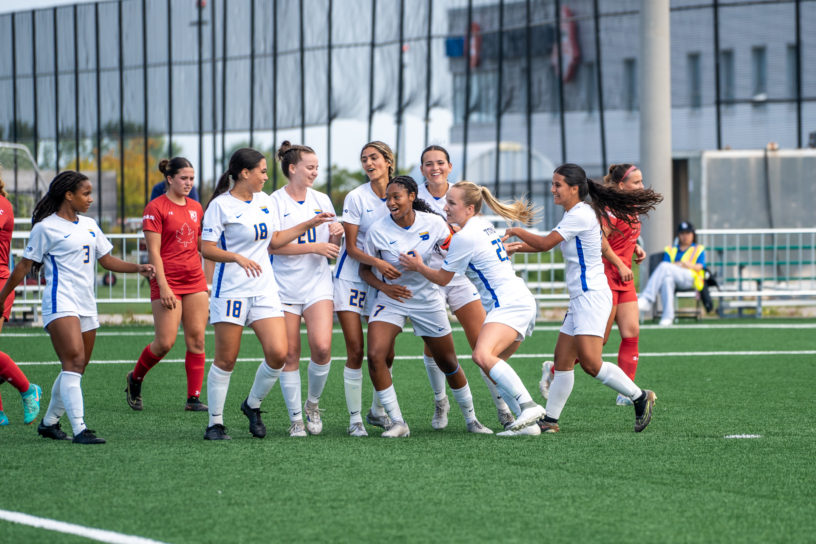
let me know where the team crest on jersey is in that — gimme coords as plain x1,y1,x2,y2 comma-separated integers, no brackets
189,210,198,222
260,206,270,214
314,209,322,214
419,231,430,241
88,230,96,237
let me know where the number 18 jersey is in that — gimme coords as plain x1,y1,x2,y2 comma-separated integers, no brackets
202,192,278,298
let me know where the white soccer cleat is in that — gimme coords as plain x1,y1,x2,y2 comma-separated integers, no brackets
347,422,368,437
381,421,410,438
539,361,554,400
508,404,546,431
466,419,494,434
304,400,323,435
288,419,307,437
497,424,541,437
431,396,450,430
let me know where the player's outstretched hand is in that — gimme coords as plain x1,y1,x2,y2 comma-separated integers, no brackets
375,259,401,280
328,221,345,237
138,264,156,280
398,252,423,272
504,241,524,257
315,242,340,259
381,284,412,303
234,255,263,277
307,212,336,229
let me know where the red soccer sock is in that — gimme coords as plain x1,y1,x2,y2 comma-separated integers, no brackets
133,344,163,382
0,390,4,410
0,350,30,393
618,336,639,381
185,351,206,398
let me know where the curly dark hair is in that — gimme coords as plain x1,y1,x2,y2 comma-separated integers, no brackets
387,175,444,218
554,163,662,230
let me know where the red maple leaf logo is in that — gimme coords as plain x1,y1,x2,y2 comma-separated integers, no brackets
176,222,196,248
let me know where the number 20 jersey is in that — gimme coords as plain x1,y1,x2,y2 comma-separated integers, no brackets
23,213,113,316
442,215,528,311
202,192,278,298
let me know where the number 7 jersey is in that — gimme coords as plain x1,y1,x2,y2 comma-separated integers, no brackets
22,213,113,316
442,215,528,311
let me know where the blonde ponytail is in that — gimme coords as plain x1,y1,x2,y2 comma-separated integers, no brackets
452,181,537,226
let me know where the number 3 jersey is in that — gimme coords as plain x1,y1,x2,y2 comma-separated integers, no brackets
202,192,278,298
23,213,113,316
442,215,527,311
365,211,450,310
269,187,336,303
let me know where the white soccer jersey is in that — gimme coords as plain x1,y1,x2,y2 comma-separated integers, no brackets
23,214,113,316
335,183,388,281
553,201,609,297
442,215,529,311
203,191,278,298
364,211,450,311
269,187,336,303
416,182,448,216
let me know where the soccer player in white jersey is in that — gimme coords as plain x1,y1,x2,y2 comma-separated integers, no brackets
334,141,399,436
0,171,155,444
269,141,343,436
200,148,334,441
359,176,492,437
417,145,515,430
503,163,661,433
400,181,546,435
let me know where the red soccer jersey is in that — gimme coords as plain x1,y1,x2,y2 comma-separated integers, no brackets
0,196,13,279
602,213,641,291
142,195,207,298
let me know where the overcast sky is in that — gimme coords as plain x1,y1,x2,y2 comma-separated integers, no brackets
0,0,98,14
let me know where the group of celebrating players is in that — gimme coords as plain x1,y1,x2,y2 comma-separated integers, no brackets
0,139,662,443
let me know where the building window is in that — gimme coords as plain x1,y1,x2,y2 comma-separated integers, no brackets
719,49,735,104
687,53,702,109
787,43,799,99
584,61,596,113
752,46,767,100
623,58,637,112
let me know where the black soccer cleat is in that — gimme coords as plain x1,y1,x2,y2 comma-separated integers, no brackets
240,398,267,438
37,421,71,441
634,390,657,432
72,429,106,444
125,372,143,411
185,396,208,412
204,424,231,440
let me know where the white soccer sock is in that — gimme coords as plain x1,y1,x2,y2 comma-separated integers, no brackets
478,366,511,412
207,364,232,426
376,384,404,424
488,359,533,407
545,369,575,421
42,372,65,426
451,384,477,423
595,361,642,399
59,371,86,435
280,370,303,422
306,360,331,404
370,366,392,416
247,360,281,409
423,355,448,401
343,366,363,424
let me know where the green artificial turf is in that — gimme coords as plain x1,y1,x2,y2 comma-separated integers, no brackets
1,320,815,542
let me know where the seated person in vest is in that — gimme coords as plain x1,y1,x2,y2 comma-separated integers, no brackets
638,221,705,326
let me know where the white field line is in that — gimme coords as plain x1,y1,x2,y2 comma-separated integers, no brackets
0,509,167,544
3,321,816,338
13,350,816,366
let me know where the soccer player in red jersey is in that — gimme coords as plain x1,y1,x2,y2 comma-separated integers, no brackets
0,172,42,426
125,157,210,412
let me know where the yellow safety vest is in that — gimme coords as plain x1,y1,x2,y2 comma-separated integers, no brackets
664,244,706,291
